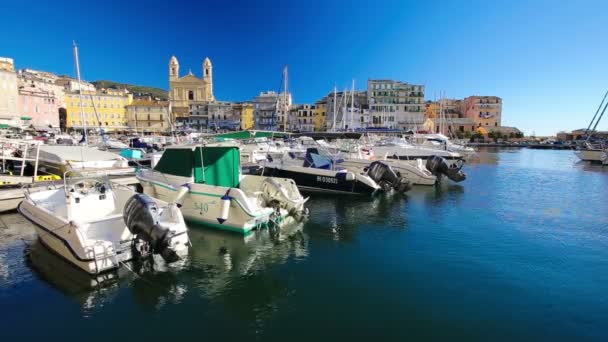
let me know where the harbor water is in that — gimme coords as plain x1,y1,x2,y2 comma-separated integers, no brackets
1,148,607,340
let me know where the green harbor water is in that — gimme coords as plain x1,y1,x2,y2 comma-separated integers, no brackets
1,148,607,340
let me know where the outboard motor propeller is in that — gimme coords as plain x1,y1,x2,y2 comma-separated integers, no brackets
366,161,411,193
123,194,179,263
425,155,466,182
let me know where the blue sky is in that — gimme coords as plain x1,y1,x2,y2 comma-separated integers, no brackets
1,0,607,135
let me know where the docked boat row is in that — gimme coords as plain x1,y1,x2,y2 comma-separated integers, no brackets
6,127,473,278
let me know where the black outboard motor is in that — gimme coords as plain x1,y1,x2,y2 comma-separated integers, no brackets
123,194,179,263
426,156,466,182
366,161,411,193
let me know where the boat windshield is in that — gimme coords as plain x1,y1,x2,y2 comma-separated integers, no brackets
63,172,111,194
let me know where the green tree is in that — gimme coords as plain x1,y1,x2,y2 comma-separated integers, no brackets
470,132,484,142
488,131,504,142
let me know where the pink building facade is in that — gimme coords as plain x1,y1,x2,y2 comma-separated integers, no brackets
17,72,64,129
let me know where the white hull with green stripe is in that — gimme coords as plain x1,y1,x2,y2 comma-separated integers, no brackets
136,146,307,234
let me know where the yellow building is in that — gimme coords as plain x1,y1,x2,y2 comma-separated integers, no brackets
314,100,327,131
64,87,133,131
238,103,254,130
125,100,169,132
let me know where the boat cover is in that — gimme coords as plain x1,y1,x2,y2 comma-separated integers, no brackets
154,146,241,188
37,145,125,163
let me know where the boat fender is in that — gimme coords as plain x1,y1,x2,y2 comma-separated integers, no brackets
345,172,355,181
335,171,355,182
218,189,232,224
173,183,191,207
416,158,424,171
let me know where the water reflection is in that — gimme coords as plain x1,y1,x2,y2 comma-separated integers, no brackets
27,239,191,313
415,182,465,206
304,193,409,241
188,223,307,283
25,222,308,319
575,160,608,174
0,213,37,284
186,223,308,323
26,240,125,311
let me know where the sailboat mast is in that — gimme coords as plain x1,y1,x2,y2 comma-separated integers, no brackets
350,79,354,130
585,89,608,141
73,41,87,144
333,85,337,132
342,87,347,130
439,91,444,134
283,65,288,133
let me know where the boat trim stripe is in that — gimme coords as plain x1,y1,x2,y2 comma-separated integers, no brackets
296,185,369,195
139,176,272,219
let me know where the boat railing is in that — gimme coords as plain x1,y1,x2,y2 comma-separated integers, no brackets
0,138,43,184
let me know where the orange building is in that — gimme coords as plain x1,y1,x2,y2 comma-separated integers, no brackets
461,96,502,128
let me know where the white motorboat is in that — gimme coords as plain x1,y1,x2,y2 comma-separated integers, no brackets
339,157,437,186
410,133,477,159
98,137,129,151
137,145,307,235
370,138,465,166
31,145,134,176
288,137,451,185
237,138,286,164
18,174,190,275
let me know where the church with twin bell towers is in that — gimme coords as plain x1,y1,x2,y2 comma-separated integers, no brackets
168,56,215,115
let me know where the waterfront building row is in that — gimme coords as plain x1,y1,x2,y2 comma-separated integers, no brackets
1,53,507,135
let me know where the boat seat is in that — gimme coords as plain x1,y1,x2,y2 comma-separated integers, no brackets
81,213,124,224
90,213,123,222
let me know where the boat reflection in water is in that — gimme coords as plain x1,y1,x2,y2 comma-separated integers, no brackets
25,221,309,318
26,239,189,313
304,192,409,242
188,221,308,289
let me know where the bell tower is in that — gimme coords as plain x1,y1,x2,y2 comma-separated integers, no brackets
169,56,179,81
203,57,214,101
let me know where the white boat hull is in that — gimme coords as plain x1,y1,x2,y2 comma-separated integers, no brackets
371,146,464,168
575,149,607,163
137,171,289,234
339,158,437,186
19,200,133,274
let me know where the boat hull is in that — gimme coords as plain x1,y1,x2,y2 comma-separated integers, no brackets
339,159,437,186
138,176,281,235
18,201,132,275
261,166,377,195
575,149,607,163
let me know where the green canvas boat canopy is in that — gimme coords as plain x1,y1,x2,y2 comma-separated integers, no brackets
154,146,241,188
